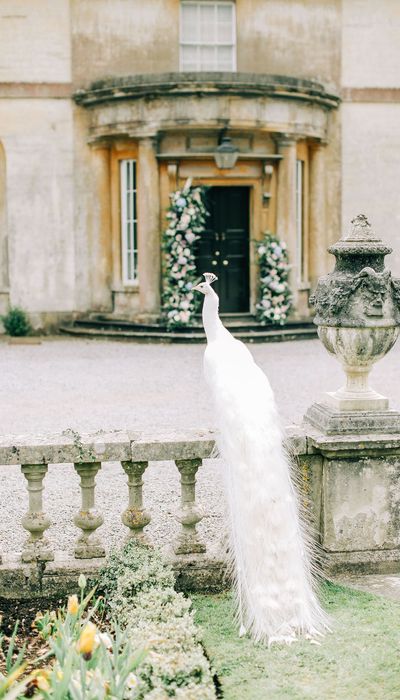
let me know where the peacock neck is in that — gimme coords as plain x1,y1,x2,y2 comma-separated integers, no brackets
202,291,227,343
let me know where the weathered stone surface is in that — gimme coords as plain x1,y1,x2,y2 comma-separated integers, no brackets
129,430,216,461
336,573,400,602
75,72,340,109
0,430,131,465
311,215,400,328
297,453,323,538
0,549,228,599
306,427,400,458
305,403,400,435
309,215,400,414
322,456,400,553
324,549,400,577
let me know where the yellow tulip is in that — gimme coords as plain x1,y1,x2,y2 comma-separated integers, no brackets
67,594,79,615
77,621,97,657
36,671,50,691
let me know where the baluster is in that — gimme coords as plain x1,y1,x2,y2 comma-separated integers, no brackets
174,458,206,555
74,462,105,558
21,464,53,563
121,461,151,542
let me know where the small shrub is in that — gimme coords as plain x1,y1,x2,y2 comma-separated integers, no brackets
97,540,217,699
1,306,32,336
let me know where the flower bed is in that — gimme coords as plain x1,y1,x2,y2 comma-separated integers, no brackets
0,543,217,699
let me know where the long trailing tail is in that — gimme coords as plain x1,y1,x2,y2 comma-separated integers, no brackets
210,357,329,645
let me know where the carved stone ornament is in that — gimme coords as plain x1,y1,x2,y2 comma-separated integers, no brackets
310,214,400,328
308,215,400,417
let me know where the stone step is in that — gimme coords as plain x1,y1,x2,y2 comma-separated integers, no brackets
59,323,317,343
71,315,315,334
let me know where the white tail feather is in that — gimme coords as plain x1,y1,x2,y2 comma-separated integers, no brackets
203,334,329,643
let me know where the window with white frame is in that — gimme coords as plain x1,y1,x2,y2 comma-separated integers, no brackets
120,159,138,284
180,1,236,72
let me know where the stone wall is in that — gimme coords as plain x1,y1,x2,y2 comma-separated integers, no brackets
341,0,400,275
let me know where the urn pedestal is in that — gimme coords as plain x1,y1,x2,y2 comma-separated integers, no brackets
305,215,400,435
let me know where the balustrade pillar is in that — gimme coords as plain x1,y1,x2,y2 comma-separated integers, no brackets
21,464,53,563
174,459,205,555
74,462,105,558
121,461,151,542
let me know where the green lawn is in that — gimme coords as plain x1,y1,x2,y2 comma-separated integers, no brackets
193,583,400,700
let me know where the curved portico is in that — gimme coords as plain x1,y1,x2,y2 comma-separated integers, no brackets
75,73,340,321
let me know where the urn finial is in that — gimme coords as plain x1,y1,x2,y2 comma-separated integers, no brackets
343,214,375,241
306,215,400,433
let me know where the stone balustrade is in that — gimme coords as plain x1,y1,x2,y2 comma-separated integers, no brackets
1,424,400,598
0,427,305,598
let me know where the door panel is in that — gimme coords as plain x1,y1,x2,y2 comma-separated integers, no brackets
196,187,249,312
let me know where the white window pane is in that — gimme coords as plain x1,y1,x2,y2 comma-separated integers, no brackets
217,45,233,70
181,44,198,70
199,4,215,42
200,44,217,70
217,4,233,23
217,21,232,43
181,4,198,42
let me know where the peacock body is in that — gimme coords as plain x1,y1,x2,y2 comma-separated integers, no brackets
194,273,328,644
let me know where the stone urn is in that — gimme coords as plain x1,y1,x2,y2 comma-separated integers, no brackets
306,215,400,433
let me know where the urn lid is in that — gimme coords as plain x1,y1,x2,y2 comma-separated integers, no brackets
329,214,392,257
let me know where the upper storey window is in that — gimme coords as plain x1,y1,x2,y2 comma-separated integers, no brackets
180,1,236,72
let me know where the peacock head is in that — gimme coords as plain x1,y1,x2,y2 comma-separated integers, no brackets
192,273,218,295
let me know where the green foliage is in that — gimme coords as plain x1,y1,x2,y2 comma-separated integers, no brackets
1,307,31,337
0,580,145,699
98,540,216,699
96,539,175,601
161,180,208,329
0,624,28,698
193,582,400,699
256,232,292,325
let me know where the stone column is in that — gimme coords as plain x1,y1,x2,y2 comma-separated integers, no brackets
174,459,205,555
0,142,9,316
21,464,53,563
137,136,161,318
121,461,151,542
276,135,298,310
74,462,105,558
90,145,112,310
309,143,327,287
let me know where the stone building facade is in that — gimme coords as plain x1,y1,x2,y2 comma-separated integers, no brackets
0,0,399,328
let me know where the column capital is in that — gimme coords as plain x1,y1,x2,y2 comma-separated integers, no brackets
274,133,299,149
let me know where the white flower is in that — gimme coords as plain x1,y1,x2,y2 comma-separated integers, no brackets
185,232,196,244
126,673,138,689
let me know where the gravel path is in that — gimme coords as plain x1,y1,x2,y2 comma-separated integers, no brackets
1,336,399,556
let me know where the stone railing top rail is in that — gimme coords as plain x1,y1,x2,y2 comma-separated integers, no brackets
0,427,312,466
1,426,399,465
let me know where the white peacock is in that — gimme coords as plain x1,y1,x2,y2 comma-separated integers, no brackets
193,272,329,644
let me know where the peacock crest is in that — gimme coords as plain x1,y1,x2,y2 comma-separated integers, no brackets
203,272,218,285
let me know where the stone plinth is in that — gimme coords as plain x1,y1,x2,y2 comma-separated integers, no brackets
307,427,400,575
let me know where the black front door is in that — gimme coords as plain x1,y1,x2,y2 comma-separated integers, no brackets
196,187,250,313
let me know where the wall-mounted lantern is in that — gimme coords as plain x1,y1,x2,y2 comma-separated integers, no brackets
214,135,239,169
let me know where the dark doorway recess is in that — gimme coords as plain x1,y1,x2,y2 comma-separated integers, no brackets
196,186,250,313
